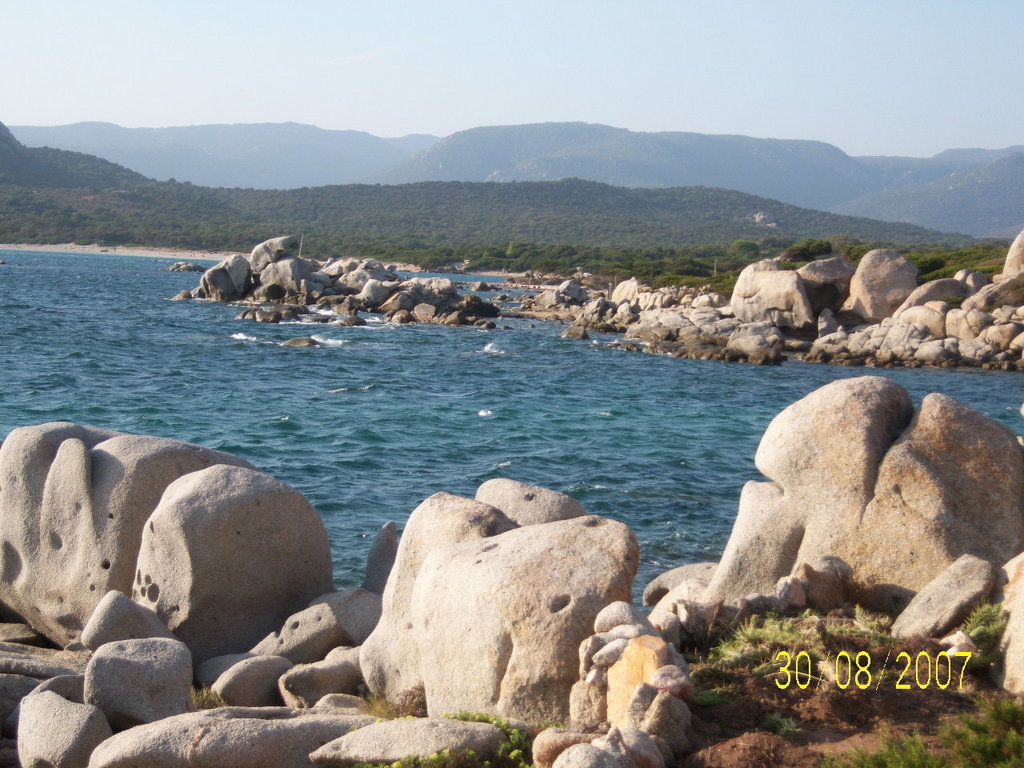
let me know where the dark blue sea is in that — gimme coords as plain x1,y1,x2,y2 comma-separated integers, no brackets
2,250,1023,593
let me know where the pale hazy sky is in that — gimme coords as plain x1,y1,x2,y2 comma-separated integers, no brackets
4,0,1022,157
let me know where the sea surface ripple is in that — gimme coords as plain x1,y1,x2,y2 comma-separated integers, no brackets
2,250,1023,593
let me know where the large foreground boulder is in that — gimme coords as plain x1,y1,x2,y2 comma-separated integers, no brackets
311,718,507,766
88,708,375,768
411,515,638,722
360,493,516,701
133,464,334,663
0,423,252,646
703,377,1024,612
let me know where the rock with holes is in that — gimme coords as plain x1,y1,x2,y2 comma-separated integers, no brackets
18,690,112,768
411,515,638,722
475,479,586,526
0,422,253,647
360,493,516,702
279,646,362,709
88,708,375,768
250,588,380,664
212,655,293,707
81,590,176,651
84,637,193,729
310,717,507,767
132,464,333,663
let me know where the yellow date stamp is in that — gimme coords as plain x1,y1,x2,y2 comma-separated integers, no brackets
774,650,973,691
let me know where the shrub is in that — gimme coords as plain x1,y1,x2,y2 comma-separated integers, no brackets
821,732,948,768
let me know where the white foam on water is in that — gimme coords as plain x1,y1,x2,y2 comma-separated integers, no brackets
310,335,349,348
496,460,512,468
478,409,494,418
482,342,506,356
230,333,257,342
595,411,613,417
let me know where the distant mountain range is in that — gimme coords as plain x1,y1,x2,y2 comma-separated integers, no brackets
10,120,1023,238
0,120,969,254
0,122,146,189
9,122,438,189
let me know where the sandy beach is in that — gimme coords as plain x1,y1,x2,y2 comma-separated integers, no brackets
0,242,238,263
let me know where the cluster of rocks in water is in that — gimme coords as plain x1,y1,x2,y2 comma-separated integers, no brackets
3,373,1024,766
521,227,1024,370
172,231,1024,371
173,236,502,337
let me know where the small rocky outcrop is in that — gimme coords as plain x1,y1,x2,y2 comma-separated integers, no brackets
193,237,501,328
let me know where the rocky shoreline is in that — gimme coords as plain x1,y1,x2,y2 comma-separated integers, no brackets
177,230,1024,371
517,228,1024,372
1,374,1023,766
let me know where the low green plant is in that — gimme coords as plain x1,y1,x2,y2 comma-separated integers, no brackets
358,685,428,720
822,698,1024,768
349,712,534,768
760,712,802,739
959,603,1008,672
942,697,1024,766
821,732,948,768
191,686,227,709
447,712,533,768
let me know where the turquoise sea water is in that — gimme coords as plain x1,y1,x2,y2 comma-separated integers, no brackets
2,249,1024,592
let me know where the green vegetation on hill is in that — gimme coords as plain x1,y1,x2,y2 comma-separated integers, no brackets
0,175,969,254
1,121,1002,288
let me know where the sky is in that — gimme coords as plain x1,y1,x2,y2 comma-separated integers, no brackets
3,0,1022,157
